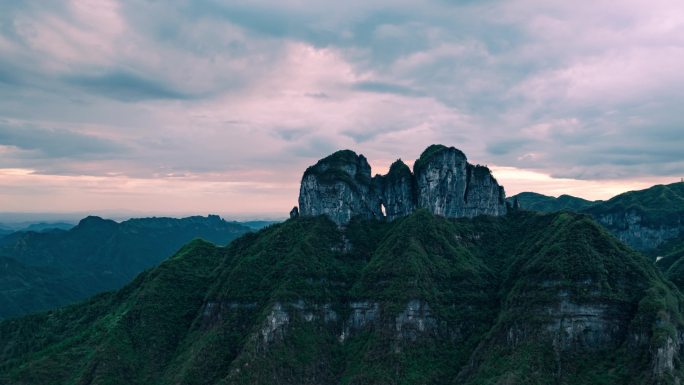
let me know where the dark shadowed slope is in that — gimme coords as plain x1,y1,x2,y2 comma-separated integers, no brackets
507,192,597,212
0,215,251,319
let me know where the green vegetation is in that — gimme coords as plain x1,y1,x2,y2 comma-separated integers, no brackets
654,235,684,290
302,150,372,188
0,215,251,320
584,182,684,227
303,150,360,174
461,212,682,384
413,144,466,175
384,159,412,182
469,164,493,179
508,192,597,212
510,183,684,223
1,210,683,384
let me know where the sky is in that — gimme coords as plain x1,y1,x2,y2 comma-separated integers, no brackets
1,0,683,219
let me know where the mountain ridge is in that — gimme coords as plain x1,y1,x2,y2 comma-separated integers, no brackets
0,215,252,320
507,191,598,212
510,182,684,252
299,145,507,225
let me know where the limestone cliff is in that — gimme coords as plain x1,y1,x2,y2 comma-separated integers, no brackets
582,182,684,251
414,145,506,218
298,150,382,225
298,144,506,224
593,211,681,250
374,159,416,221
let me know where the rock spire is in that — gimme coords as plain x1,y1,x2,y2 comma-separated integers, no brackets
297,145,507,225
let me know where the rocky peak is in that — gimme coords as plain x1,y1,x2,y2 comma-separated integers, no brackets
414,145,507,218
298,150,382,225
414,145,469,217
74,216,118,232
298,145,506,225
376,159,416,221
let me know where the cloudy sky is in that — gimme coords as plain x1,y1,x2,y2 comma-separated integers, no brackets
1,0,683,218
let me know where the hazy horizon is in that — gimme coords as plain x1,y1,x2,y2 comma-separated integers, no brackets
0,211,286,225
1,172,682,224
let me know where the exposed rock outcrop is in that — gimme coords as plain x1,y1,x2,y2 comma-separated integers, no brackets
375,160,416,221
394,299,438,342
501,279,633,355
298,145,507,225
340,301,380,342
414,145,506,218
289,206,299,219
593,211,681,250
298,150,382,225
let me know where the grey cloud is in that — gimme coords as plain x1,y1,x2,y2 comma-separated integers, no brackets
0,124,128,159
177,3,405,48
305,92,329,99
194,3,308,39
289,136,339,158
486,139,531,155
64,71,193,102
273,128,309,142
341,129,376,143
352,81,423,97
1,0,684,197
0,68,19,86
341,121,420,144
165,2,440,63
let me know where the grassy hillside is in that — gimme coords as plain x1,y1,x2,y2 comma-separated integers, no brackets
508,192,596,212
0,211,682,384
584,182,684,227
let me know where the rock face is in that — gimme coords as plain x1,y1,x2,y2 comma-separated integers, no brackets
414,145,506,218
298,150,382,225
394,299,438,342
594,211,681,250
298,144,506,225
375,160,416,221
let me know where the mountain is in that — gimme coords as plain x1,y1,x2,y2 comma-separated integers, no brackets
0,257,84,318
511,182,684,251
21,222,74,233
1,145,682,384
0,211,680,385
299,145,506,225
0,222,75,238
237,220,280,230
584,182,684,251
507,192,597,212
0,215,251,320
0,225,14,238
657,237,684,290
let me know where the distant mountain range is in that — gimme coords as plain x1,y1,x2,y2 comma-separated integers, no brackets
509,182,684,251
0,215,256,320
2,146,684,384
0,222,74,238
507,191,598,212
